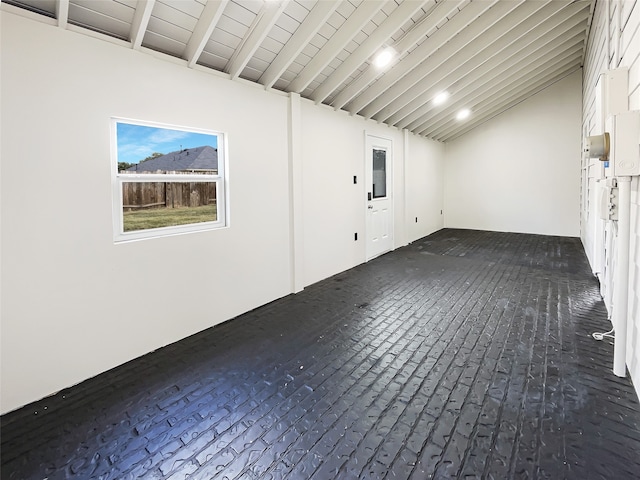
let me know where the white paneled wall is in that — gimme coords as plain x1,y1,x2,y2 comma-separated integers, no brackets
582,0,640,394
632,176,640,379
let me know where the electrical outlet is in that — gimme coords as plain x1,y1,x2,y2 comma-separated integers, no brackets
415,217,418,223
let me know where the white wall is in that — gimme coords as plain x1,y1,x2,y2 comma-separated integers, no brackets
444,71,583,237
299,104,444,286
406,132,446,243
300,103,376,286
582,0,640,395
0,12,293,413
0,11,445,413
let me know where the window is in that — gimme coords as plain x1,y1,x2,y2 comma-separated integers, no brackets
111,118,227,242
372,148,387,198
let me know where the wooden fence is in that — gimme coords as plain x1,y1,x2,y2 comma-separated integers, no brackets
122,181,217,211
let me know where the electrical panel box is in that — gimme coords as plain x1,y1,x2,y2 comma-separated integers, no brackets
605,111,640,177
595,68,628,136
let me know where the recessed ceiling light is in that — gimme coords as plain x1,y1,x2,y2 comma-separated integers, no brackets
433,91,449,105
373,47,395,68
456,109,471,120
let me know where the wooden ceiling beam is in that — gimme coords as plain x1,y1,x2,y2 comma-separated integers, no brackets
130,0,155,50
309,0,428,104
412,28,585,135
405,12,588,135
410,27,582,132
184,0,228,68
330,0,451,110
260,0,340,89
225,0,288,80
377,0,552,126
429,54,583,141
423,44,583,138
430,41,584,137
286,0,387,94
352,0,501,119
56,0,69,28
440,63,582,142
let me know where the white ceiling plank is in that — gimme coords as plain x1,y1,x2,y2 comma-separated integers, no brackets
130,0,155,50
384,1,578,127
433,67,579,141
429,54,583,140
330,0,452,110
440,63,582,142
141,29,186,56
274,10,300,35
391,0,446,53
309,0,429,104
374,1,568,124
225,1,260,25
286,0,388,94
8,0,596,144
343,0,486,115
1,2,57,24
260,0,340,89
408,27,586,135
416,50,580,136
225,0,289,79
184,0,229,67
375,0,543,124
56,0,69,28
283,1,310,23
405,13,588,134
154,0,203,20
422,44,583,138
404,23,588,132
146,14,192,44
422,41,584,138
75,1,135,24
351,0,501,119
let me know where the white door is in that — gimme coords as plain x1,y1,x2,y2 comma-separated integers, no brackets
365,134,393,261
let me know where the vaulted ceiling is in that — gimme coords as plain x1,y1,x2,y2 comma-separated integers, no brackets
3,0,594,142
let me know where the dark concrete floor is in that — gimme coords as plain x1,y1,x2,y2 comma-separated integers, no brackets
2,229,640,479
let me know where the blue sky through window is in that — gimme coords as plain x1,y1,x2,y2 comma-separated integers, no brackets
117,122,218,165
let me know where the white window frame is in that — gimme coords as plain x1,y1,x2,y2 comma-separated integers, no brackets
110,117,228,243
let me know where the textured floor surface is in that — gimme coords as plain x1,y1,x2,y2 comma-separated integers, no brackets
2,229,640,479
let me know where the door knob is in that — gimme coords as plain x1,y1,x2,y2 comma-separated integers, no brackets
368,205,373,209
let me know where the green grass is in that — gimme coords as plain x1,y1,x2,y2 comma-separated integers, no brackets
123,204,217,231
